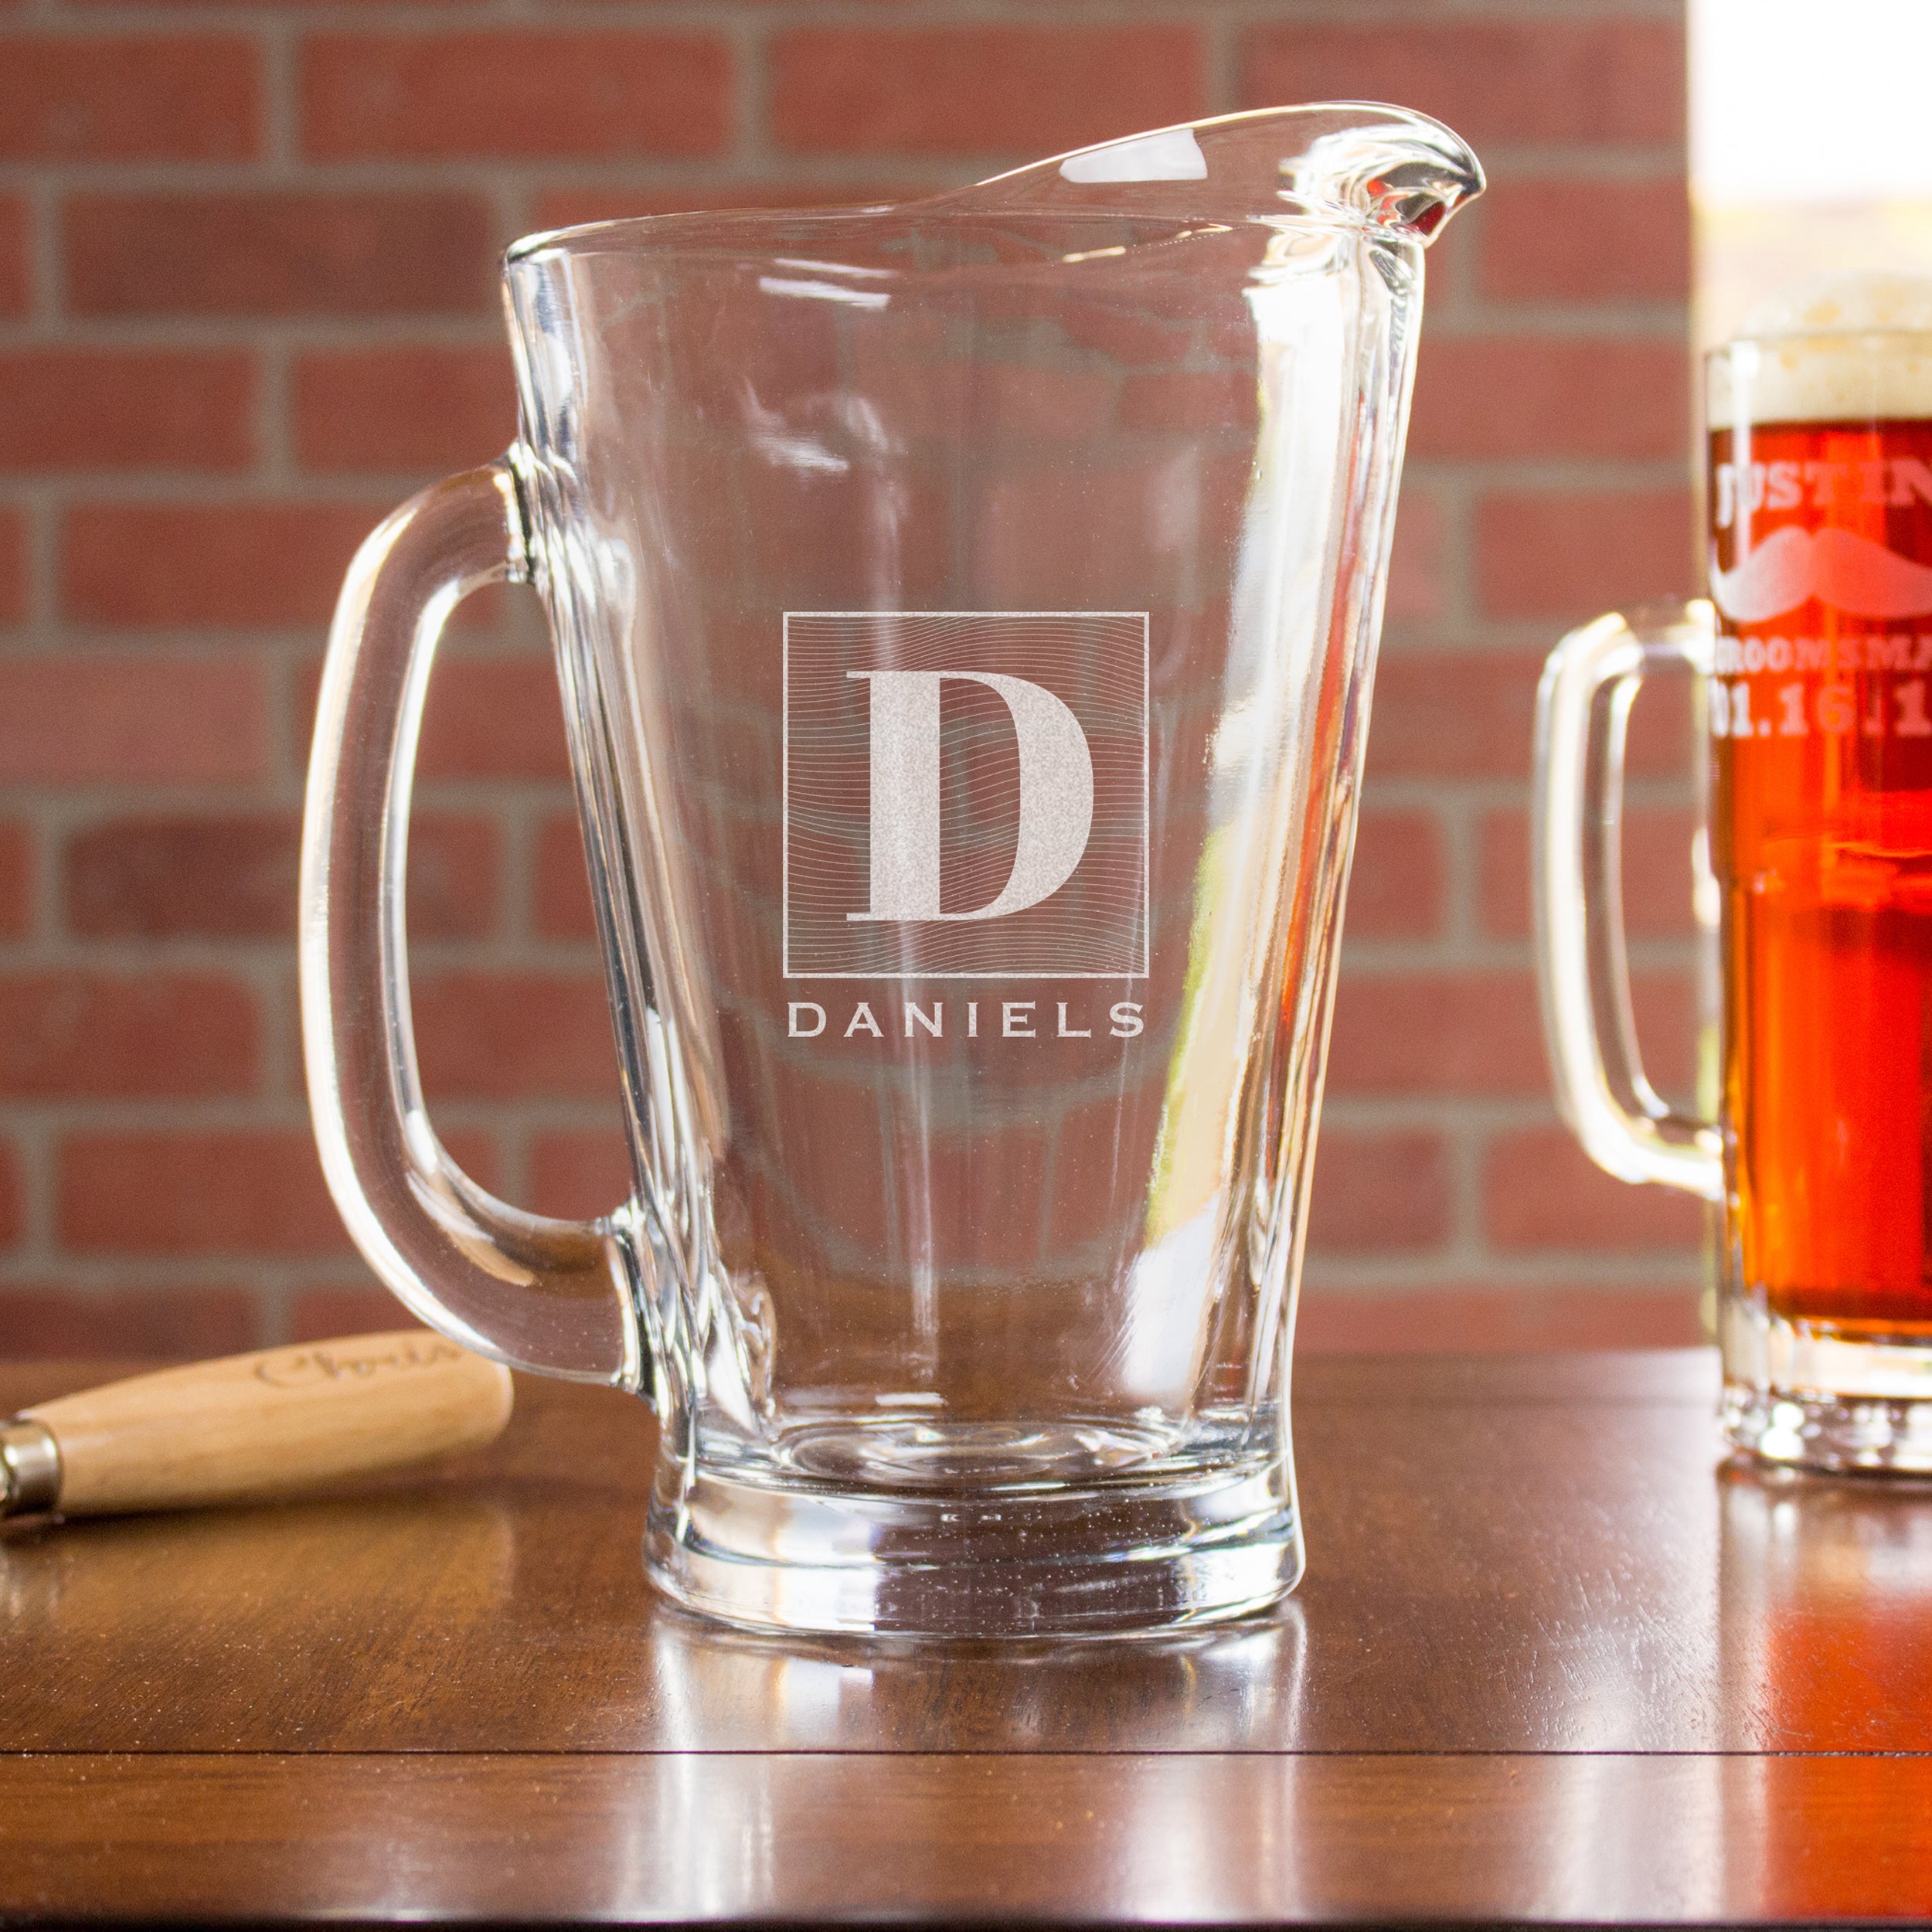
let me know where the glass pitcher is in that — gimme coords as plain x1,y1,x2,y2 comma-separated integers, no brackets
301,104,1482,1636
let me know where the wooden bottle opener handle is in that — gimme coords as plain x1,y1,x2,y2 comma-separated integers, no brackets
0,1330,513,1519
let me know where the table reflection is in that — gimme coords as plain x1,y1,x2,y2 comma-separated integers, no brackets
1711,1456,1932,1905
641,1600,1307,1751
1719,1457,1932,1751
607,1752,1315,1921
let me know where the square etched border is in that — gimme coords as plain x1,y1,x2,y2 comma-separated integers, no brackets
781,610,1151,979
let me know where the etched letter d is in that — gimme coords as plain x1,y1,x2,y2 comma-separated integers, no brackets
846,670,1094,923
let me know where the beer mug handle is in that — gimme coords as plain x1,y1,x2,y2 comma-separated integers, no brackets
300,461,642,1388
1532,600,1725,1201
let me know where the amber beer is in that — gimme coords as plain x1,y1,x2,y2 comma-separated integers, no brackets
1535,280,1932,1464
1709,408,1932,1330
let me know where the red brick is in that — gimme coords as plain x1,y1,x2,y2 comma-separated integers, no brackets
1627,672,1696,777
65,810,496,940
1638,972,1699,1102
533,811,597,939
404,815,503,941
0,822,31,937
1410,338,1688,462
0,508,22,626
1480,175,1692,304
0,973,256,1097
60,815,308,940
0,1287,260,1360
62,501,386,628
1477,488,1696,621
0,1137,20,1246
1326,968,1695,1099
287,1283,412,1344
1307,1131,1451,1254
411,971,617,1100
65,192,495,318
63,814,302,938
417,657,571,780
0,196,29,315
0,4,1714,1344
76,0,477,10
0,658,267,784
770,27,1206,157
1240,20,1684,147
60,1130,346,1254
293,345,515,475
1483,1123,1706,1252
1367,651,1543,781
1479,804,1699,940
1296,1284,1702,1354
64,1134,502,1264
304,33,731,159
1385,489,1446,624
1327,970,1548,1097
1369,647,1690,786
529,1128,631,1222
0,349,254,473
0,36,258,160
1476,807,1535,940
1347,808,1444,940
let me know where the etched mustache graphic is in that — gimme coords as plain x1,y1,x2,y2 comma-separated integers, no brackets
1710,525,1932,623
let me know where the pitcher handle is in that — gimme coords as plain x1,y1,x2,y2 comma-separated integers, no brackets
300,460,642,1388
1532,600,1725,1202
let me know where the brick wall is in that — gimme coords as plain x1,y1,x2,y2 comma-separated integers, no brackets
0,0,1696,1359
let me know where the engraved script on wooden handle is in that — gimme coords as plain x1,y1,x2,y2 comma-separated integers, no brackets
10,1331,513,1518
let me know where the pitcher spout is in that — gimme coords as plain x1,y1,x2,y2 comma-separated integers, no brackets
1278,102,1484,241
958,102,1482,243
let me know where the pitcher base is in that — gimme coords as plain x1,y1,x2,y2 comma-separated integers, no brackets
645,1456,1301,1638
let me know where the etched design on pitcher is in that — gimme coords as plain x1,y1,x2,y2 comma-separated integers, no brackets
845,669,1095,923
782,611,1149,978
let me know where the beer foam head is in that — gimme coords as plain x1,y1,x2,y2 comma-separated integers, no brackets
1710,272,1932,428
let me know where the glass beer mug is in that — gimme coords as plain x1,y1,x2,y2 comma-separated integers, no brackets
301,105,1483,1634
1537,274,1932,1474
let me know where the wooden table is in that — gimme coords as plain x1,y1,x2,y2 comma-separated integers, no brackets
2,1349,1930,1924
